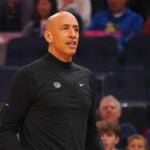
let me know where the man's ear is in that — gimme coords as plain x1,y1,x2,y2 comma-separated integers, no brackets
44,30,52,43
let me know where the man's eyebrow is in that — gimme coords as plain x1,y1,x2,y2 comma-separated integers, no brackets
61,24,69,27
60,24,79,28
73,25,79,28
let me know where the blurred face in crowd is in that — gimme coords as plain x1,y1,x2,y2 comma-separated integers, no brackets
107,0,127,14
7,0,19,10
63,0,74,7
37,0,52,19
99,96,121,123
44,11,79,62
127,138,147,150
100,132,119,150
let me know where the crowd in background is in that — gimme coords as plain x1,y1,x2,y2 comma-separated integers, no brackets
0,0,150,59
0,0,150,36
0,0,150,149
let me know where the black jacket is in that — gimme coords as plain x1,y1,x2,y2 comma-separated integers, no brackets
0,52,103,150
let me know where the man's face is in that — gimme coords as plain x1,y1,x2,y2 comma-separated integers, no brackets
99,100,121,123
107,0,127,13
100,132,119,150
48,13,79,62
127,139,146,150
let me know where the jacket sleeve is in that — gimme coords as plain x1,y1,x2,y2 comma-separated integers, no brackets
0,67,33,150
85,72,104,150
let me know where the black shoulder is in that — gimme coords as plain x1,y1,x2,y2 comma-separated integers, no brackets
72,62,94,76
16,55,46,73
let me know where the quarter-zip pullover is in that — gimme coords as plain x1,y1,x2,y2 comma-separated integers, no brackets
0,52,103,150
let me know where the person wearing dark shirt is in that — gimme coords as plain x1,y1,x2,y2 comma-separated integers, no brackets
0,0,22,31
22,0,57,38
0,11,104,150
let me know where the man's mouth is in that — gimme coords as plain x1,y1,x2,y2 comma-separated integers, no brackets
66,41,77,49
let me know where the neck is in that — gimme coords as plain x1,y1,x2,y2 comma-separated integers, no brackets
48,49,72,63
112,7,125,15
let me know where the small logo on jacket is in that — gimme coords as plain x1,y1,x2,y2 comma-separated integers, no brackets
79,83,85,87
53,82,61,88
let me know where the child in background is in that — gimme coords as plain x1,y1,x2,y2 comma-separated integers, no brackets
96,120,120,150
127,134,148,150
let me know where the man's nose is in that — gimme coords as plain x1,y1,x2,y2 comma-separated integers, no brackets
101,135,107,141
69,28,77,38
105,108,111,112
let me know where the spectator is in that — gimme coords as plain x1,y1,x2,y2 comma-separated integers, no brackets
74,0,91,27
22,0,57,38
0,0,22,31
96,120,120,150
57,0,91,28
127,134,148,150
20,0,34,28
97,95,137,149
86,0,144,48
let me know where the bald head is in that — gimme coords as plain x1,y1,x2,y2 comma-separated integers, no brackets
44,11,79,62
45,11,78,31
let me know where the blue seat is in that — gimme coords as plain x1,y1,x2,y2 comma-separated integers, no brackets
73,36,118,73
102,68,150,103
6,37,48,66
125,35,150,69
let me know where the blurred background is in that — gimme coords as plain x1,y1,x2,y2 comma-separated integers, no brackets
0,0,150,148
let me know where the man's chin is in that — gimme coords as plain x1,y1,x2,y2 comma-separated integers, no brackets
69,50,76,56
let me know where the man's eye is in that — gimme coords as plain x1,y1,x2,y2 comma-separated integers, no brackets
63,26,68,30
75,28,79,32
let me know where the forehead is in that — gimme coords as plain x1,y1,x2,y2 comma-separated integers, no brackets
130,139,145,144
101,100,117,107
101,132,118,140
55,13,78,26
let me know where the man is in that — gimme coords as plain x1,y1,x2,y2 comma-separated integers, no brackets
86,0,144,57
0,11,104,150
97,95,137,148
98,95,121,123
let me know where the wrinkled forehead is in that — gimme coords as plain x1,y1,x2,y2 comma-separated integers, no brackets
101,100,117,107
57,15,78,26
100,99,121,112
46,12,79,29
